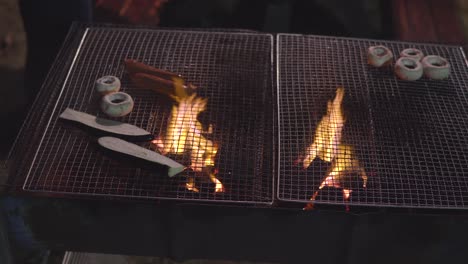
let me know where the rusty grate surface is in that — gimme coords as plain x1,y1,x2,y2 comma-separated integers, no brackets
22,27,274,204
277,33,468,209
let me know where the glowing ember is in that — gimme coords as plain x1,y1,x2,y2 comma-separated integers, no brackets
186,177,199,193
305,144,367,210
152,78,224,193
303,87,345,168
302,88,367,210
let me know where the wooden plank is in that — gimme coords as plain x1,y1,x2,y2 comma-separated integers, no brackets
399,0,437,42
429,0,465,44
392,0,465,43
392,0,410,41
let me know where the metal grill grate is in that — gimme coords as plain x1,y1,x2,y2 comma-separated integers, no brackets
22,27,274,204
277,33,468,209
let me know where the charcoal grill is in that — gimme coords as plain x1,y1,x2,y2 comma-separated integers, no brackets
9,23,468,210
9,25,274,204
277,33,468,209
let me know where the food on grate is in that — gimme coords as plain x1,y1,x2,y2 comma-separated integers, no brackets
98,136,185,177
59,108,153,140
302,88,345,168
394,57,423,81
304,144,367,210
367,45,393,67
100,92,134,117
95,75,121,95
400,48,424,61
124,59,196,99
422,55,451,80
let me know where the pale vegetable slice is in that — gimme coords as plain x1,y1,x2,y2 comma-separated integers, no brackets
59,108,152,138
98,136,185,177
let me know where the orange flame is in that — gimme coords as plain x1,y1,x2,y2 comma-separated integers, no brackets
302,88,367,210
152,79,223,193
303,88,345,168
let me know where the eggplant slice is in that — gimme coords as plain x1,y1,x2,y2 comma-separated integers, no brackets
98,136,185,177
59,108,153,142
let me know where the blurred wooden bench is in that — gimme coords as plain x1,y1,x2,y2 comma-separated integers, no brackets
392,0,465,44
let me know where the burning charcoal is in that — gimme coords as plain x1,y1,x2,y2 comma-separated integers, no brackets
100,92,134,117
302,88,345,167
59,108,153,141
95,75,121,95
394,57,423,81
400,48,424,61
422,55,451,80
367,45,393,67
98,136,185,177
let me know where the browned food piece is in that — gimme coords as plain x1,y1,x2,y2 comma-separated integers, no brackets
125,59,181,81
124,59,197,99
130,72,181,97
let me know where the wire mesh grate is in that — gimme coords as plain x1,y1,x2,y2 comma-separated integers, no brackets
277,33,468,209
21,27,274,204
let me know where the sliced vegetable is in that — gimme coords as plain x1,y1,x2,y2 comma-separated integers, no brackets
98,136,185,177
59,108,152,140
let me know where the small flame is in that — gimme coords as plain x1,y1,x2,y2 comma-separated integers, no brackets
186,177,199,193
303,88,345,168
305,144,367,210
152,80,224,193
207,168,225,193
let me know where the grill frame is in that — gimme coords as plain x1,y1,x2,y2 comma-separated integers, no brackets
276,33,468,209
13,24,275,205
10,24,468,210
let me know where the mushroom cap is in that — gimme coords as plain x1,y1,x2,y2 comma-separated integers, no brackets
96,76,121,95
394,57,423,81
400,48,424,61
421,55,450,80
100,92,134,117
367,45,394,67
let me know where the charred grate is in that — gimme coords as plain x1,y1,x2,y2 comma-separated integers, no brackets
277,33,468,209
21,27,274,204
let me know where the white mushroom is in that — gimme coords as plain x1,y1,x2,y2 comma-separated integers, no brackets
100,92,134,117
400,48,424,61
394,57,423,81
96,76,121,95
421,55,450,80
367,45,393,67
